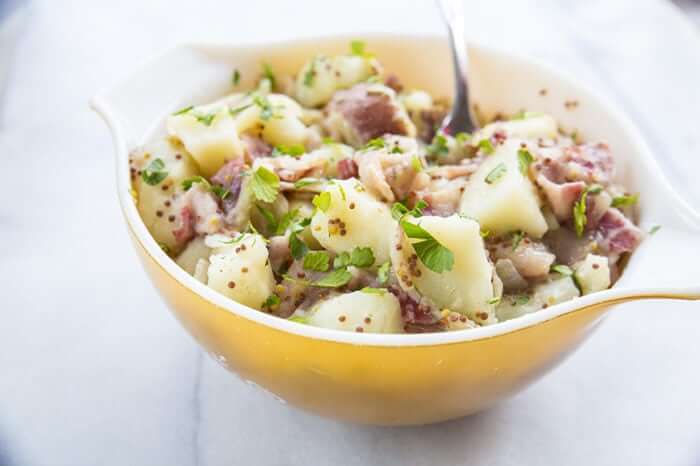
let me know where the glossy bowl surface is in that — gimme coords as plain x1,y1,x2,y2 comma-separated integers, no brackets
93,34,700,425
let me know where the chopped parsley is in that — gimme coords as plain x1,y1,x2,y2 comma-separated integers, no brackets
271,145,305,158
376,262,391,284
411,155,423,172
229,103,253,116
333,247,375,269
253,95,274,120
391,199,427,221
361,287,386,295
262,293,280,309
303,251,331,272
274,209,301,235
427,133,450,157
256,205,278,232
649,225,661,235
487,296,501,305
573,185,603,237
611,193,639,208
511,110,543,120
289,233,308,260
551,264,573,276
399,220,454,273
303,59,316,87
363,138,385,150
195,112,217,126
455,132,471,145
172,105,193,116
513,295,530,305
182,175,210,191
485,162,507,184
293,178,322,189
141,158,168,186
511,230,525,251
350,40,366,56
250,166,280,203
261,63,276,89
314,267,353,288
288,315,309,324
477,138,495,155
480,229,490,238
232,69,241,86
517,148,534,175
312,191,331,212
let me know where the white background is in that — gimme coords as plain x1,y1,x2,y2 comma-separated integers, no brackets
1,1,700,465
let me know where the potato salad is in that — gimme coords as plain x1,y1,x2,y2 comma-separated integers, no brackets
130,41,644,334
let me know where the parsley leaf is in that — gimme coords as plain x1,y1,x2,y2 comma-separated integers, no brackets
232,69,241,86
477,138,495,155
427,133,450,157
288,315,309,324
513,295,530,305
391,199,427,221
573,185,603,237
376,262,391,284
551,264,573,276
611,193,639,207
485,162,507,184
400,220,454,273
303,251,331,272
361,287,386,295
314,267,352,288
253,95,274,120
271,145,305,158
455,132,471,145
350,40,366,56
312,192,331,212
250,166,280,203
256,205,278,232
511,110,543,120
289,233,308,260
333,247,375,269
172,105,193,116
511,230,524,251
195,112,217,126
182,175,210,191
262,293,280,309
517,148,534,175
411,155,423,172
141,158,168,186
649,225,661,235
275,209,300,235
261,63,276,89
293,178,322,189
363,138,385,150
303,59,316,87
487,296,501,305
229,103,253,116
211,185,230,200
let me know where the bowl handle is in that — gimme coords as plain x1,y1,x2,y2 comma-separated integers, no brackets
616,225,700,300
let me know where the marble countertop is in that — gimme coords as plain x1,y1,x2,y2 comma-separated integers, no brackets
1,1,700,465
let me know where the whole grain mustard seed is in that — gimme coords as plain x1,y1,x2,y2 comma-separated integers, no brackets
227,281,236,289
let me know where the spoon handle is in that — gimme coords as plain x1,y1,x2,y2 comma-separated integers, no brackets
437,0,478,134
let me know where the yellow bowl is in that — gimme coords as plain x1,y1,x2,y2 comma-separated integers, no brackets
93,34,700,425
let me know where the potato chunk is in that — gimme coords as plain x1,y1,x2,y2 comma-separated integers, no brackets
459,140,548,238
392,215,496,324
295,55,380,108
574,253,611,295
310,180,395,265
206,233,275,310
307,290,403,333
496,276,580,321
474,114,558,141
175,237,211,275
132,140,199,252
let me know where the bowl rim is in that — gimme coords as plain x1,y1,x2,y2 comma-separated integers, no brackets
92,32,700,347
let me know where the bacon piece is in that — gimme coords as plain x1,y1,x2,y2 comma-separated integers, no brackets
241,134,272,160
563,143,613,184
336,159,358,179
595,208,643,255
326,84,413,145
536,175,585,221
388,285,443,332
173,206,195,246
211,159,245,214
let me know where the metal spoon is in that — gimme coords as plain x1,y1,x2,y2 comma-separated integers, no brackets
437,0,478,135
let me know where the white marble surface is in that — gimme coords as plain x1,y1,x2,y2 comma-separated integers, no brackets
1,1,700,465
